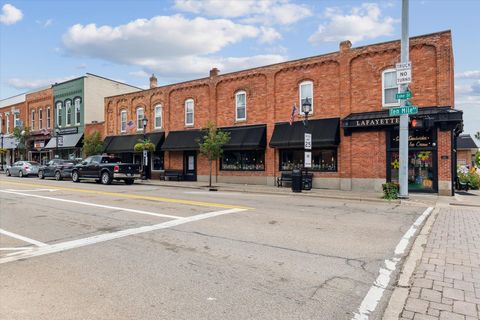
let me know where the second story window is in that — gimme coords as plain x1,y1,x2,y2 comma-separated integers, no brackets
66,100,72,126
13,112,20,128
46,107,51,128
185,99,194,126
0,115,2,133
74,98,81,125
5,113,10,133
155,105,162,129
39,109,43,129
31,110,35,130
235,91,246,121
136,107,144,131
120,110,127,133
382,69,399,107
299,81,313,116
56,102,62,127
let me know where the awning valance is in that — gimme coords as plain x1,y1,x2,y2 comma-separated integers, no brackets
103,132,164,153
221,124,266,150
161,130,203,151
44,133,83,149
269,118,340,149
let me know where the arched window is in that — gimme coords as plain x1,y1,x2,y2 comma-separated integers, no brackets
74,98,81,125
382,69,399,107
120,110,127,133
65,100,72,126
154,105,163,129
185,99,194,126
235,91,246,121
299,80,313,115
56,102,63,127
136,107,144,131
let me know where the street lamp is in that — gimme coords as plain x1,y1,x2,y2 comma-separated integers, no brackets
0,133,4,171
302,97,312,189
301,97,312,125
55,128,60,159
142,117,148,180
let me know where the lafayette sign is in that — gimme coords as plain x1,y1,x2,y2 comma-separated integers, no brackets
350,117,400,128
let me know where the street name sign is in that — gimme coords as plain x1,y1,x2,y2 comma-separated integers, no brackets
304,151,312,168
395,91,412,99
389,106,418,116
304,133,312,150
396,62,412,85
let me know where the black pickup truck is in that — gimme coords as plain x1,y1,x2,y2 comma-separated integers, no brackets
71,155,141,185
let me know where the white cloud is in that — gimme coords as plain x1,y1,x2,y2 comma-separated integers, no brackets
455,81,480,137
36,19,52,27
455,70,480,79
309,3,397,44
174,0,312,26
258,26,282,44
0,3,23,25
129,70,150,78
6,76,74,90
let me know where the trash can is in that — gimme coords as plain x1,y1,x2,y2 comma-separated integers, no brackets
291,169,302,193
302,171,313,191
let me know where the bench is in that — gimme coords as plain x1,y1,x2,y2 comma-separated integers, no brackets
164,170,184,181
277,172,292,187
455,176,471,191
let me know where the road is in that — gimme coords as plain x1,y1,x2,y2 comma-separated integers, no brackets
0,175,427,320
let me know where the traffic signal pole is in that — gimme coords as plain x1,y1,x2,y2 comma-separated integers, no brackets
399,0,409,198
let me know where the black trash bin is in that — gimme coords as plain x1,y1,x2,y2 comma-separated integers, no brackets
291,169,302,193
302,170,313,191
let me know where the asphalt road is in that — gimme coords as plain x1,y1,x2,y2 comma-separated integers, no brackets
0,175,426,320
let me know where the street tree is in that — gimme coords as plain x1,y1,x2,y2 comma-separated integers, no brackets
198,121,230,188
82,131,104,157
13,126,31,159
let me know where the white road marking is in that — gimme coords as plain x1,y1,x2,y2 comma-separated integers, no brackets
0,208,246,264
352,206,434,320
184,191,268,197
0,228,47,247
3,188,58,192
0,189,182,220
0,247,34,251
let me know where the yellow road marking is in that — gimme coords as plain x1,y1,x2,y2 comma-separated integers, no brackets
0,180,252,210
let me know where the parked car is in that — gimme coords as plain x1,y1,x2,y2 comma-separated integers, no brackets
71,155,140,185
5,161,40,177
38,159,76,181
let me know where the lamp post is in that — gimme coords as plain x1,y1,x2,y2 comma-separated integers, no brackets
55,128,60,159
142,117,148,180
302,97,312,188
0,133,4,171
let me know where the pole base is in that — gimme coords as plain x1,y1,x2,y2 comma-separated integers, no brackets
397,195,409,199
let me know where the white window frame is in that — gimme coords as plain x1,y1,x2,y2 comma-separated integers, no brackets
5,113,10,133
136,107,144,131
299,80,314,116
120,110,127,133
38,109,43,129
65,100,72,126
382,68,400,107
31,110,35,130
185,99,194,126
0,114,2,133
235,91,247,121
46,107,51,129
13,112,20,128
56,102,62,128
154,105,163,129
74,98,81,125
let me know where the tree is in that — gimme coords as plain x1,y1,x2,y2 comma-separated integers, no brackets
475,131,480,141
13,126,31,159
198,121,230,188
82,131,104,157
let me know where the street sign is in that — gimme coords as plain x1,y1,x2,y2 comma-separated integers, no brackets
143,150,148,161
395,91,412,100
304,151,312,168
396,62,412,85
57,136,64,147
304,133,312,150
389,106,418,116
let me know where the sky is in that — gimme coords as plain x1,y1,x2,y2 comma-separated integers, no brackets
0,0,479,139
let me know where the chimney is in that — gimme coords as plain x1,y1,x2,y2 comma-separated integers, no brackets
339,40,352,53
149,74,157,89
209,67,219,78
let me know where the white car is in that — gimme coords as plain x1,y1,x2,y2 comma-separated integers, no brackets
5,161,40,177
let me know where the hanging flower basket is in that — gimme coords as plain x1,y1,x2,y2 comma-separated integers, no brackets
134,139,156,152
0,148,6,155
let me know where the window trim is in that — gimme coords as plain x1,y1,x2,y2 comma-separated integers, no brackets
46,107,51,129
0,114,2,133
65,99,72,127
184,99,194,126
74,97,81,125
235,91,247,121
136,107,144,131
31,109,35,130
298,80,314,116
38,108,43,130
120,110,127,133
56,102,63,128
13,112,20,128
382,68,400,108
5,112,10,133
154,104,163,129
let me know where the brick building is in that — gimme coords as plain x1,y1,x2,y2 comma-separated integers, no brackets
103,30,462,195
0,94,27,167
456,134,478,168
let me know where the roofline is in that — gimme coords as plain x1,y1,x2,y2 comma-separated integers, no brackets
85,73,143,90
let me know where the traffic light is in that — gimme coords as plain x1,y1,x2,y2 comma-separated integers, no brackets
410,118,423,128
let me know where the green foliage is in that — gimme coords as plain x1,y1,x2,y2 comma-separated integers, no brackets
0,148,6,155
82,131,104,157
12,126,31,156
458,166,480,190
382,182,399,200
475,151,480,167
198,121,230,187
134,139,156,152
475,131,480,141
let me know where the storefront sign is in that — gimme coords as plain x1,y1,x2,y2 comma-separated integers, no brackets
391,131,434,149
58,127,78,135
304,151,312,168
34,141,45,149
57,136,64,147
350,117,400,128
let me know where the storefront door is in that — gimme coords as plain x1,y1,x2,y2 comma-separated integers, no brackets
183,151,197,181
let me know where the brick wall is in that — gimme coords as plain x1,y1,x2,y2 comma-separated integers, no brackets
25,87,54,132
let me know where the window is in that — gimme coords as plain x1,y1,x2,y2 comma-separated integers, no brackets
120,110,127,133
152,151,164,170
56,102,62,127
299,81,313,115
221,150,265,171
31,110,35,130
382,69,399,107
136,107,144,131
279,149,337,172
235,91,246,121
185,99,194,126
38,109,43,129
5,113,10,133
0,115,2,133
66,100,72,126
46,107,51,128
74,98,81,125
13,112,20,128
154,105,163,129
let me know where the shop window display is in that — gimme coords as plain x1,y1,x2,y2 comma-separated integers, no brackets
280,149,337,172
221,150,265,171
390,151,434,191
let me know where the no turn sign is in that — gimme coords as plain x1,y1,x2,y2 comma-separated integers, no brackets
396,62,412,85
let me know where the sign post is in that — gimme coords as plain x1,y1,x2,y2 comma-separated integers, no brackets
304,133,312,169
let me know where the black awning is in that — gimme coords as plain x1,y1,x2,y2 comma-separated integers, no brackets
269,118,340,149
161,130,203,151
103,132,164,153
221,124,266,150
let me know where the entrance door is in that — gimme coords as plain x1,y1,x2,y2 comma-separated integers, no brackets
183,151,197,181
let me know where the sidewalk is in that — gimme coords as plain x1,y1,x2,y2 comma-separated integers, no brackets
397,204,480,320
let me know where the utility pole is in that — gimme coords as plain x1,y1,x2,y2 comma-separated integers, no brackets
398,0,409,198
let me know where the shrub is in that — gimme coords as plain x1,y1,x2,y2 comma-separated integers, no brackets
382,182,399,200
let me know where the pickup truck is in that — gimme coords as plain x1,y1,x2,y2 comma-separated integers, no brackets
71,155,141,185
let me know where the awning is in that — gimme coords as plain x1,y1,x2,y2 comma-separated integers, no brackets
221,124,266,150
270,118,340,149
1,136,19,150
44,133,83,149
103,132,165,153
162,130,203,151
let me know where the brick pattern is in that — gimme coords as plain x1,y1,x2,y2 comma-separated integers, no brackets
25,87,54,132
400,206,480,320
0,102,27,135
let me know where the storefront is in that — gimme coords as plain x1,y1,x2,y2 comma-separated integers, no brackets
44,128,84,160
2,136,19,165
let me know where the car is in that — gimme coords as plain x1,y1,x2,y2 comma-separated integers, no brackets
38,159,76,181
6,161,40,177
71,155,141,185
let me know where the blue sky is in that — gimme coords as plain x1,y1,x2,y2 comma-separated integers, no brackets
0,0,479,137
